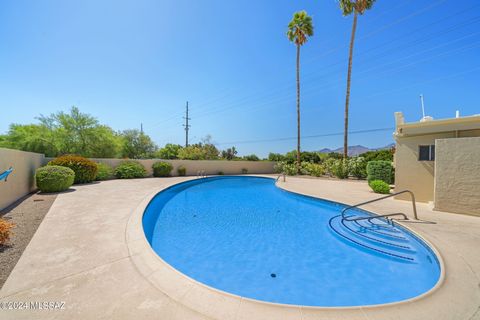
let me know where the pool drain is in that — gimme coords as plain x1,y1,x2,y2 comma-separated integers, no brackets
270,273,276,278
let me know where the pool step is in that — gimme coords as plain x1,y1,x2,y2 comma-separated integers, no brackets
329,215,416,263
352,220,408,241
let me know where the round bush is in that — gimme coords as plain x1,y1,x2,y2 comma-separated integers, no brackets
177,165,186,176
367,160,393,184
36,166,75,193
48,155,97,184
114,161,146,179
152,161,173,177
95,163,114,181
369,180,391,194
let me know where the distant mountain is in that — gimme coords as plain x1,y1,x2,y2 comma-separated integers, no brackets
319,143,394,156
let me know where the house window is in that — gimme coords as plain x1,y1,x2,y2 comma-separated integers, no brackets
419,145,435,161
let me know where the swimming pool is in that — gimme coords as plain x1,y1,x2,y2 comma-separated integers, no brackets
142,176,441,307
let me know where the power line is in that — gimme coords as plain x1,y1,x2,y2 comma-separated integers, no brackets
147,0,455,130
188,16,480,122
216,127,394,146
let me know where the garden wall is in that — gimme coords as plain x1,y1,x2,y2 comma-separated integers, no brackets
75,158,276,177
434,137,480,216
0,148,45,210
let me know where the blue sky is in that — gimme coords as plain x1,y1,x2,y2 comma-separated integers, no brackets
1,0,479,157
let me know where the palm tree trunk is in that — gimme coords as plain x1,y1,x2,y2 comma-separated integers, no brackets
343,11,358,159
296,44,301,173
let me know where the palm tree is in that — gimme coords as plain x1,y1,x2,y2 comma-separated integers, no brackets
339,0,376,159
287,11,314,173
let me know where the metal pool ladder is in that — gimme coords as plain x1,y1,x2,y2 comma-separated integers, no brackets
276,173,286,182
196,170,207,178
341,190,418,222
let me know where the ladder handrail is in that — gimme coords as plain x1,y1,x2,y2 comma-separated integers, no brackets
341,190,418,221
276,173,286,182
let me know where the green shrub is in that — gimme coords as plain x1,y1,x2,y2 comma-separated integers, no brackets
95,162,114,181
369,180,391,194
114,161,146,179
217,171,224,175
177,165,186,176
301,162,324,177
323,158,337,176
36,165,75,193
367,160,393,184
48,155,98,184
152,161,173,177
274,161,285,173
331,159,349,179
348,156,367,179
283,163,298,176
241,168,248,174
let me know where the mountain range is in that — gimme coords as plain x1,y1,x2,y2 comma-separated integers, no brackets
319,143,395,156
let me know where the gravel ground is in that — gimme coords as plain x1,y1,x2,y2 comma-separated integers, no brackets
0,193,57,288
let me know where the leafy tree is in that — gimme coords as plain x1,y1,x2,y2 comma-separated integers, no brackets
0,107,121,158
221,146,238,160
243,154,260,161
0,123,59,156
360,148,394,162
287,10,314,173
338,0,376,158
120,129,157,159
38,106,121,157
156,143,183,159
326,152,344,160
268,153,285,162
177,146,205,160
177,136,219,160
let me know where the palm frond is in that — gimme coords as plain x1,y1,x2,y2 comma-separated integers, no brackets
286,10,314,46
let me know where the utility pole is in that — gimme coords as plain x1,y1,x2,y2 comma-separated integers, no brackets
183,101,191,147
140,123,144,134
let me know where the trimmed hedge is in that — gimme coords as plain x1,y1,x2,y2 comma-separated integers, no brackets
367,160,393,184
114,161,146,179
95,163,114,181
36,165,75,193
152,161,173,177
177,165,187,176
369,180,391,194
48,155,98,184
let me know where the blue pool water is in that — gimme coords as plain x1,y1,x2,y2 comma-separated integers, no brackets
143,176,440,307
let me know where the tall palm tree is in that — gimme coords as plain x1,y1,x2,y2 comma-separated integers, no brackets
287,11,314,173
339,0,376,159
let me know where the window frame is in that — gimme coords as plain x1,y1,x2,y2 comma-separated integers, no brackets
418,145,435,161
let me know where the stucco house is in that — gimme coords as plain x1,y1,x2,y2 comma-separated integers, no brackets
393,111,480,216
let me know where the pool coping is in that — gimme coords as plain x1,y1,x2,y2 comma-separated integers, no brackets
125,175,446,319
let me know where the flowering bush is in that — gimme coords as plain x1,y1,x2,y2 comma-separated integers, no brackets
48,155,97,184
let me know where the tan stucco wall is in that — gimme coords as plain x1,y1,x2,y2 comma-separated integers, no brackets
434,137,480,216
394,132,454,202
44,158,276,177
0,148,45,210
394,129,480,203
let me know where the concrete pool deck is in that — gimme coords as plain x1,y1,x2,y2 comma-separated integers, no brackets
0,176,479,319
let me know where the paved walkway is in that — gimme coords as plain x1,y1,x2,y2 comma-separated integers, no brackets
0,176,479,319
